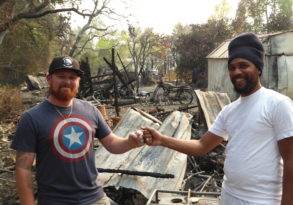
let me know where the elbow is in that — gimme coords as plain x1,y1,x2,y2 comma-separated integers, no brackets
188,150,207,156
103,145,128,154
109,150,123,154
199,148,209,156
103,146,120,154
188,144,209,156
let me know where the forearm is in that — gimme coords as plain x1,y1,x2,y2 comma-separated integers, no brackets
281,162,293,205
160,135,206,156
15,151,35,205
15,168,35,205
101,131,145,154
108,137,137,154
158,131,223,156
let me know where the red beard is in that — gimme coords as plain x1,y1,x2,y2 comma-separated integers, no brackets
49,86,78,101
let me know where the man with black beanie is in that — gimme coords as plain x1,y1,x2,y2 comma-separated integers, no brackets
143,33,293,205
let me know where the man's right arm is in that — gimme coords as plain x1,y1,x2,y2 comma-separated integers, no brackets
15,151,36,205
143,127,224,156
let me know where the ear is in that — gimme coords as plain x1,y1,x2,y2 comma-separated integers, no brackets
46,73,51,81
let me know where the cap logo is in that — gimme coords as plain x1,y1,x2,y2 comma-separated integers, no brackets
63,57,73,67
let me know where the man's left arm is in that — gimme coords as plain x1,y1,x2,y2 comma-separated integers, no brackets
278,137,293,205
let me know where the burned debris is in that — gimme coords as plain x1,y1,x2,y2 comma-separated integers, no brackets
1,94,227,205
78,50,136,106
0,83,230,205
0,51,231,205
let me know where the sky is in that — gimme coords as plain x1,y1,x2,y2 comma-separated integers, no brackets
71,0,241,34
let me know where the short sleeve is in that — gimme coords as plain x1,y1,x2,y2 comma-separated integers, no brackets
10,112,37,152
209,106,229,140
272,99,293,141
93,107,111,139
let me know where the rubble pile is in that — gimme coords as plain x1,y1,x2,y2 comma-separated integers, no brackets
183,145,224,193
0,79,227,204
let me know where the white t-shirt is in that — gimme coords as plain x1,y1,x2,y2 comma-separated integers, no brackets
209,87,293,204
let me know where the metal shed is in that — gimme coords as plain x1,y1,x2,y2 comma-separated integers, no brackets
206,30,293,100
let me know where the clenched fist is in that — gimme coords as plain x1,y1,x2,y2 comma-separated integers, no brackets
128,130,145,148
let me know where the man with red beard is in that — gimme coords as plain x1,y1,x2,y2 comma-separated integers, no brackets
143,33,293,205
11,56,145,205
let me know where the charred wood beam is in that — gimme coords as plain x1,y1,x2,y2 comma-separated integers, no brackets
178,105,198,111
114,99,136,106
117,52,135,90
117,52,130,82
104,57,134,93
111,48,120,117
120,79,136,90
103,57,127,86
132,107,162,125
97,168,174,178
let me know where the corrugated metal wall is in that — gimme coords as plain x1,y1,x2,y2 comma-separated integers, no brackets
207,59,237,99
207,31,293,100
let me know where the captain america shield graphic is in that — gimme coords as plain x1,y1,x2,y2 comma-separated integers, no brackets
51,116,93,161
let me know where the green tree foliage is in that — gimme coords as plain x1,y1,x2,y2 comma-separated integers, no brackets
172,0,292,87
127,26,162,89
151,35,174,74
232,0,292,33
172,0,233,84
0,0,114,85
267,0,293,31
173,19,232,84
0,0,70,84
0,12,70,84
213,0,231,20
231,0,252,33
77,31,130,76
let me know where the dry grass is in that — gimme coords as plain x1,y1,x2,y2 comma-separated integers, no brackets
0,86,24,123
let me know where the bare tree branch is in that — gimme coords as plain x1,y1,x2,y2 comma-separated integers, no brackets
73,30,113,57
0,0,114,45
87,25,110,32
69,0,114,56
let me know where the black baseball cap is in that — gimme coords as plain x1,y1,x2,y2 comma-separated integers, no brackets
48,56,83,76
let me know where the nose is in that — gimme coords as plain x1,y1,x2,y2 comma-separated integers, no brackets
229,67,242,77
62,77,71,85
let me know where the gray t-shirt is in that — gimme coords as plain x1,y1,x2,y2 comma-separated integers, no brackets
11,99,111,205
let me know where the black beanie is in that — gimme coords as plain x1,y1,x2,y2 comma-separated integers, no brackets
228,32,264,71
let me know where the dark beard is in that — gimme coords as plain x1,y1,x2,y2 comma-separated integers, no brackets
232,76,258,95
49,86,77,101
